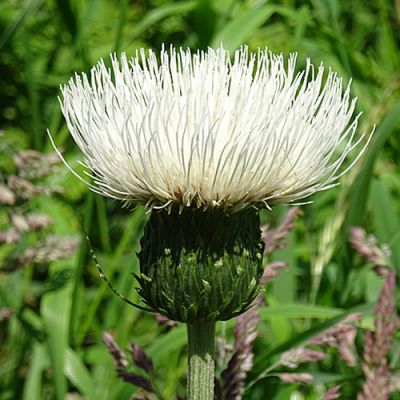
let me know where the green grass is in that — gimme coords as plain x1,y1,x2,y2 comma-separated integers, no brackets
0,0,400,399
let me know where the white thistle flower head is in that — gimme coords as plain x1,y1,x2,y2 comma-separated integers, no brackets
56,46,370,213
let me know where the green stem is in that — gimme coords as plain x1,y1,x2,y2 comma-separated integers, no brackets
187,321,216,400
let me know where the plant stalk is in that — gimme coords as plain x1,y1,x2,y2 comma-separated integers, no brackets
187,320,216,400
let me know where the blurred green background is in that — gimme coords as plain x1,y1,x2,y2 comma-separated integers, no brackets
0,0,399,399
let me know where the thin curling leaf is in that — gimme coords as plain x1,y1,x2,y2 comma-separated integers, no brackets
54,46,371,213
83,227,153,312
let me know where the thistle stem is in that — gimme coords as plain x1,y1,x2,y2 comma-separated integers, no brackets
187,321,216,400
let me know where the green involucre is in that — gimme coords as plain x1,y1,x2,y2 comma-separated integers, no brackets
137,208,264,323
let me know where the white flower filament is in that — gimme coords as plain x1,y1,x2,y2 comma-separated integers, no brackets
56,46,371,212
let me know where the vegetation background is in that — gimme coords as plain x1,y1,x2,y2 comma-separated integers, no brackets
0,0,399,399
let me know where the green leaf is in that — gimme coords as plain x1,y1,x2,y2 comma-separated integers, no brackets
41,283,71,400
32,196,80,390
271,229,297,303
311,370,361,384
22,343,49,400
193,0,218,48
376,0,399,72
0,0,41,49
211,3,275,51
347,103,400,228
147,325,186,365
369,179,400,270
76,208,146,345
128,1,197,41
259,304,342,320
34,197,80,234
253,303,372,372
54,0,77,39
65,348,96,400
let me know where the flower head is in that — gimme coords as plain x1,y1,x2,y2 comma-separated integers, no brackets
56,46,368,212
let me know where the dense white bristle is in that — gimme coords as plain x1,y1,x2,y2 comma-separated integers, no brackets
57,46,370,213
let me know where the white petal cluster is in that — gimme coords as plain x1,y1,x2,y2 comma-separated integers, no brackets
57,46,369,212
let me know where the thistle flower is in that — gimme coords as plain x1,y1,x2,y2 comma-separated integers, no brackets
54,40,369,318
57,46,370,400
55,46,369,213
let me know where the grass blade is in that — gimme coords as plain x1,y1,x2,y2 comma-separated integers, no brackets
65,348,96,400
22,343,49,400
346,102,400,228
211,3,275,51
